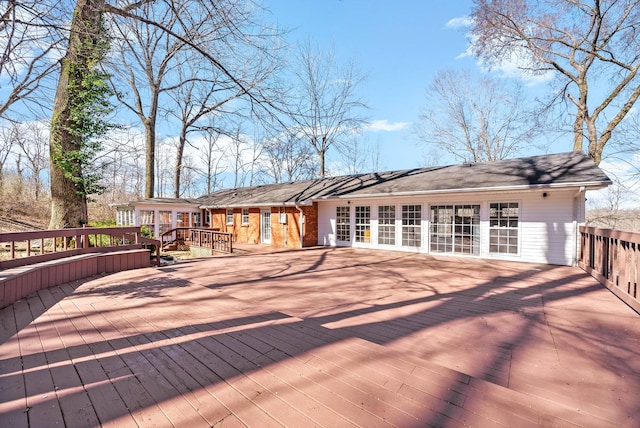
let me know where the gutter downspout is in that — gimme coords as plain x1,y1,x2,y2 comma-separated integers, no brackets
295,204,304,249
572,186,586,266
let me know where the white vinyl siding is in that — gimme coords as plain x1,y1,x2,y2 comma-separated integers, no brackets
316,189,581,265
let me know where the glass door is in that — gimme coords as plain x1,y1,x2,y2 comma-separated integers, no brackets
260,209,272,244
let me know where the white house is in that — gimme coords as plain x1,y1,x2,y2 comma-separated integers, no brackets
114,152,611,266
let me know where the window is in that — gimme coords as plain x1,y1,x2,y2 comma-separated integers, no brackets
378,205,396,245
140,210,154,226
226,208,234,225
336,206,350,241
116,208,134,226
177,212,189,227
355,206,371,243
205,210,211,227
490,202,519,254
158,211,172,236
242,208,250,225
191,212,202,227
430,205,480,255
430,205,453,253
402,205,421,247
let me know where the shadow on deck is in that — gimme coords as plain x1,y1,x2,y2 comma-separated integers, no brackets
1,247,638,427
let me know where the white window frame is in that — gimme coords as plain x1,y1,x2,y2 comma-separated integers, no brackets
429,204,480,256
241,208,250,225
226,208,234,225
336,206,350,242
401,204,422,248
489,202,520,255
377,205,396,246
355,206,371,243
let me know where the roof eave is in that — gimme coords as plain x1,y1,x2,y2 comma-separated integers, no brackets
311,181,612,200
198,200,314,209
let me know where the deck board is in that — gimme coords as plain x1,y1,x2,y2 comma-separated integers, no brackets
1,247,639,427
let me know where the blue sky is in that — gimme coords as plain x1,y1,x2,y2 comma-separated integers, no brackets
266,1,640,208
267,0,479,171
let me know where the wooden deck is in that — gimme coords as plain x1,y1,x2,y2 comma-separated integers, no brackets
1,247,639,427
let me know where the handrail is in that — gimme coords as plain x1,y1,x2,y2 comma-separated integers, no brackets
189,228,232,254
579,226,639,314
0,226,161,269
160,227,192,244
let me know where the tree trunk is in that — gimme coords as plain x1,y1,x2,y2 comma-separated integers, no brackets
173,126,187,198
49,0,103,229
144,118,155,198
319,150,325,179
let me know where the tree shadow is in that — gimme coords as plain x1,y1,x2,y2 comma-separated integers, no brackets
1,250,637,426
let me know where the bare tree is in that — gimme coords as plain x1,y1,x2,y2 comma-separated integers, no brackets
367,138,386,173
196,123,227,194
0,0,64,119
227,127,251,188
290,41,368,178
107,0,283,199
0,123,15,194
14,121,49,200
99,128,146,201
155,138,174,197
470,0,640,165
165,59,245,197
106,1,187,200
416,68,538,163
342,134,366,175
263,130,315,183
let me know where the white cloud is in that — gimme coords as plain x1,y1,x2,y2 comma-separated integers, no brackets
366,119,411,132
484,50,555,86
446,16,473,29
445,15,552,87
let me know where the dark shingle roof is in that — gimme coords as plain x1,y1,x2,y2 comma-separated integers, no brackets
197,151,611,208
110,197,200,208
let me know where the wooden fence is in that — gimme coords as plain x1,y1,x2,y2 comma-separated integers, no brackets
579,226,639,314
159,227,231,254
189,228,233,254
0,226,161,269
0,227,161,308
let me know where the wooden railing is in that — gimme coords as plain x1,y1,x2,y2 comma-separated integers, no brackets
189,228,233,254
0,226,161,269
160,227,192,246
579,226,639,314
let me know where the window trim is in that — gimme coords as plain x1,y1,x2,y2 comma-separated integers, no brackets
429,204,481,256
354,205,371,243
377,204,396,246
226,208,234,225
241,208,250,225
336,206,351,242
401,204,422,248
488,201,520,256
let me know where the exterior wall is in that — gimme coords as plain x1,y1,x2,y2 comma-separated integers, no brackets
316,189,585,265
211,209,229,233
117,204,200,239
208,204,319,248
269,204,318,248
